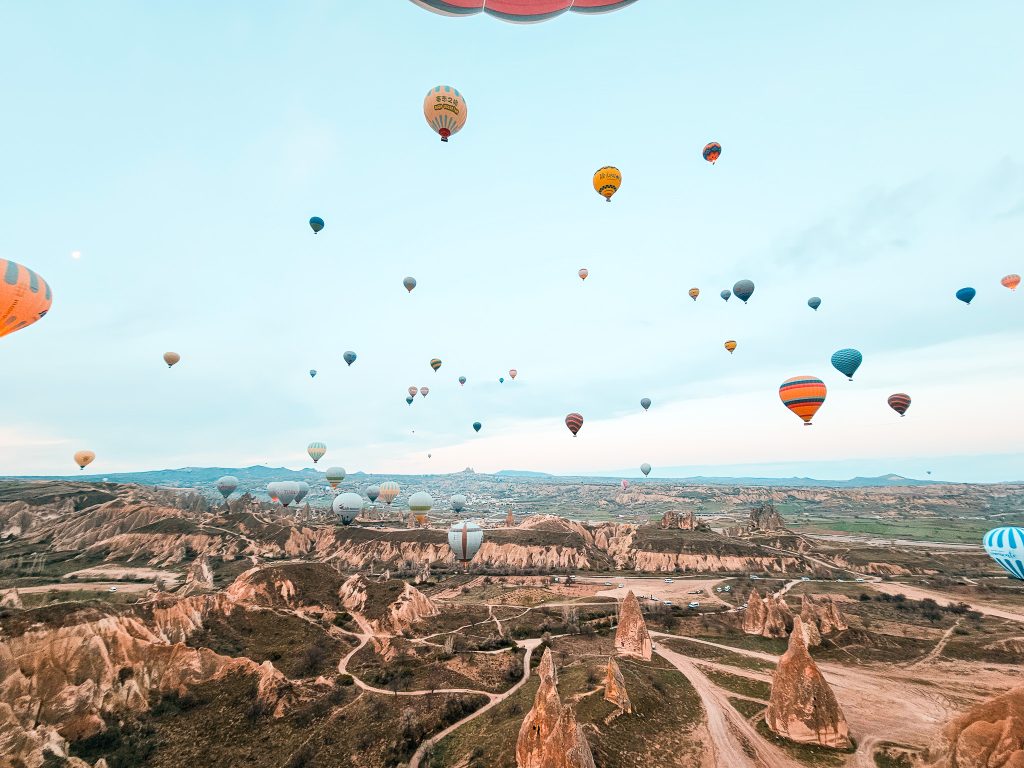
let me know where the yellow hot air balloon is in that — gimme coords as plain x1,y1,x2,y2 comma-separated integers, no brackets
74,450,95,470
688,288,700,301
1,259,52,338
423,85,467,143
724,340,737,354
163,352,180,368
593,166,621,202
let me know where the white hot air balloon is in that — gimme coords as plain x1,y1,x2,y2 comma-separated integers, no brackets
276,482,300,507
983,527,1024,580
294,481,310,504
333,492,364,526
448,520,484,571
215,475,238,501
640,463,651,477
451,494,467,513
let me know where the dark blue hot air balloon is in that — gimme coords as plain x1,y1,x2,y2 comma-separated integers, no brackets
956,287,976,305
733,279,755,303
830,348,863,381
472,421,481,433
343,351,357,366
808,297,821,311
309,216,324,234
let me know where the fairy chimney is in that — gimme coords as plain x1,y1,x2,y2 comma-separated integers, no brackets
603,656,632,713
615,591,652,661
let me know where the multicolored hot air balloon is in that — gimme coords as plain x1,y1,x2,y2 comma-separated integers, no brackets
333,492,363,525
593,166,621,202
408,386,418,398
720,290,731,302
472,421,481,432
887,393,911,417
309,369,317,378
640,397,651,411
779,376,827,426
458,376,467,386
688,288,700,301
420,386,430,397
366,484,380,503
344,351,357,366
830,348,863,381
409,491,434,526
325,466,346,489
808,297,821,311
451,494,466,513
74,450,95,470
216,476,238,501
404,276,417,293
423,85,467,143
956,287,976,305
509,369,517,380
724,340,737,354
733,279,755,303
309,216,324,234
307,442,327,464
565,412,584,436
448,519,483,572
983,527,1024,580
430,358,442,372
378,481,400,506
1002,274,1021,291
702,142,722,163
578,268,589,281
640,463,651,476
411,0,641,23
1,259,52,338
163,352,180,368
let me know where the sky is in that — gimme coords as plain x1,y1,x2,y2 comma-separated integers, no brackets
1,1,1023,482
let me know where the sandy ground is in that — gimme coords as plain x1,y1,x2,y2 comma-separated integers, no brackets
63,565,183,586
578,575,731,606
16,581,154,594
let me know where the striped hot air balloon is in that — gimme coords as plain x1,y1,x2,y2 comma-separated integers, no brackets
983,527,1024,580
779,376,827,426
307,441,327,463
423,85,467,142
702,142,722,163
565,412,584,436
325,466,346,489
410,0,641,23
1,259,52,338
830,348,863,381
887,393,911,417
1001,274,1020,291
378,481,400,506
448,520,483,572
430,358,442,372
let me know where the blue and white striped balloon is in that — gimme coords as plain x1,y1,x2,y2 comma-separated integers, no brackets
983,527,1024,580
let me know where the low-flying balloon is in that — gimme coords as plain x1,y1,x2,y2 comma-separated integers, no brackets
74,450,95,470
325,466,346,489
724,340,737,354
307,442,327,463
1002,274,1021,291
1,259,52,338
448,519,483,571
578,268,589,281
276,482,299,507
808,296,821,311
404,276,417,293
640,397,651,411
409,491,433,526
472,421,481,433
593,166,621,202
956,287,976,305
458,376,467,386
779,376,827,426
703,142,722,163
378,481,400,506
983,527,1024,580
215,475,238,501
509,369,517,380
621,480,629,490
163,352,180,368
420,386,429,397
830,348,863,381
733,279,755,303
640,463,651,476
423,85,467,143
688,288,700,301
344,351,357,366
295,482,310,504
451,494,466,513
565,412,584,437
266,482,280,502
430,358,442,372
887,393,911,417
720,289,731,302
333,492,363,525
366,485,380,503
309,216,324,234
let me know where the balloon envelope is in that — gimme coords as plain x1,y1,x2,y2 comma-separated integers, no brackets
74,450,95,470
720,290,731,301
472,421,481,432
724,340,737,354
888,393,911,417
325,466,346,489
430,358,442,372
423,85,467,142
404,276,417,293
0,259,52,338
956,287,976,304
640,397,651,411
333,492,363,525
420,386,430,397
343,351,357,366
215,475,238,500
451,493,467,513
1001,274,1020,291
448,520,483,566
509,369,517,379
688,288,700,301
409,491,433,512
276,481,299,507
408,386,418,397
830,348,863,380
378,481,400,505
412,0,640,22
307,441,327,463
309,216,324,233
366,485,380,502
779,376,827,425
565,412,584,436
163,352,180,368
578,268,589,281
406,396,414,405
458,376,467,386
593,166,621,202
983,527,1024,580
702,142,722,163
808,296,821,311
621,480,629,490
733,279,755,303
640,463,651,476
309,369,317,378
294,481,310,504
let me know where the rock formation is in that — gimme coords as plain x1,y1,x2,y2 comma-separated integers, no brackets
506,509,516,527
799,598,823,647
925,684,1024,767
338,574,439,636
743,589,793,638
749,501,785,532
516,648,596,768
179,554,215,595
406,511,417,529
660,509,697,530
603,656,631,713
766,617,850,749
743,589,766,633
799,594,848,645
1,587,23,608
414,560,431,584
615,591,652,661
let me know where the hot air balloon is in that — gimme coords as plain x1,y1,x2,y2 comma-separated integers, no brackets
163,352,180,368
215,476,238,501
295,481,310,504
420,386,430,397
702,142,722,163
325,466,346,489
887,393,911,417
565,412,583,436
733,279,755,303
266,482,280,502
640,463,651,476
409,491,434,526
430,358,442,372
411,0,641,22
983,527,1024,580
956,287,976,305
451,494,466,513
621,480,629,490
1,259,52,339
779,376,827,426
499,377,504,383
344,351,357,366
808,297,821,311
720,290,731,302
578,268,589,281
640,397,651,411
406,396,414,405
423,85,467,143
276,482,300,507
593,166,621,202
378,481,400,506
366,485,380,503
1002,274,1021,291
472,421,481,432
427,453,432,459
509,369,517,380
448,519,483,572
307,442,327,463
333,492,363,525
74,450,95,470
309,369,317,378
309,216,324,234
408,386,418,398
724,340,737,354
830,348,863,381
404,276,417,293
688,288,700,301
458,376,467,386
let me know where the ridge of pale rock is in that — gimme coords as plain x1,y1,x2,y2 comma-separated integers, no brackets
925,684,1024,767
516,648,596,768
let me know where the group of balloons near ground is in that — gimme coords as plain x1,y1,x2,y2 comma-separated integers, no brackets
2,64,1022,577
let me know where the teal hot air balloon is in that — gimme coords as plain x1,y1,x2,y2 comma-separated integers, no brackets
640,463,651,476
406,396,414,405
472,421,481,432
309,369,317,378
983,527,1024,580
733,279,755,303
309,216,324,234
499,377,504,383
808,297,821,311
720,290,731,302
830,348,863,381
956,287,976,305
343,351,357,366
640,398,651,411
458,376,467,386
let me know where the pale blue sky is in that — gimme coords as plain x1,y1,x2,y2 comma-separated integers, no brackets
1,1,1023,481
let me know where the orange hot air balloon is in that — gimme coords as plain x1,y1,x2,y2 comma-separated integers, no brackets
1002,274,1021,291
688,288,700,301
593,166,621,202
163,352,180,368
724,340,737,354
578,268,589,281
74,450,95,470
1,259,52,338
779,376,827,426
423,85,467,142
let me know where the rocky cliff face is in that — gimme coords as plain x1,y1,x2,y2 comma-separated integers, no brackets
516,648,596,768
338,574,439,636
1,587,22,608
742,589,793,638
660,510,696,530
615,591,652,661
925,685,1024,767
179,553,215,595
749,502,785,532
766,617,850,749
603,656,631,713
